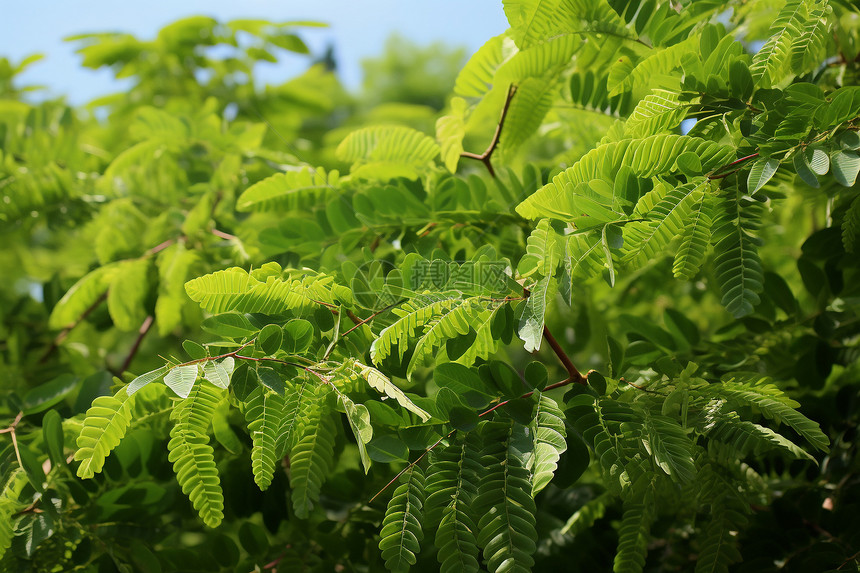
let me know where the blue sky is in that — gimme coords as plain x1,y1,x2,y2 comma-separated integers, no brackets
2,1,509,104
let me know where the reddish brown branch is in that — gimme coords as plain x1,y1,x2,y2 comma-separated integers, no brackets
708,152,759,180
542,325,586,384
211,228,238,241
117,315,154,375
460,84,518,177
40,291,109,363
146,238,176,256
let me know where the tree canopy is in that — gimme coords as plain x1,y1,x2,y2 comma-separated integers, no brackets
1,2,860,572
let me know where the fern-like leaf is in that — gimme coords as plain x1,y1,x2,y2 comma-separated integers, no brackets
336,125,440,180
244,387,287,490
530,395,568,494
75,387,136,479
694,464,748,573
750,0,809,87
521,219,562,278
613,502,653,573
0,465,28,559
167,380,225,527
609,37,698,96
702,409,813,460
518,275,556,353
185,266,338,315
560,491,611,536
708,377,829,451
425,434,483,573
379,466,426,572
407,298,493,378
359,364,432,422
641,411,696,483
712,191,765,318
370,293,463,364
48,264,118,329
517,135,734,222
624,90,689,138
474,422,538,573
236,167,338,212
789,0,830,75
437,97,467,172
290,388,337,518
622,178,710,269
673,191,715,280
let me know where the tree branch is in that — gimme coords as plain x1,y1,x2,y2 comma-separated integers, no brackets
40,291,109,363
117,315,154,375
0,412,24,469
460,83,518,177
542,325,586,384
708,152,759,180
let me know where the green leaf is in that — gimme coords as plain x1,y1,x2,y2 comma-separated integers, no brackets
257,324,283,355
360,365,432,422
435,363,493,409
164,364,199,398
236,167,337,212
290,390,337,518
168,380,225,527
475,422,538,573
425,434,482,573
530,395,567,495
48,265,116,329
203,357,234,389
379,466,425,572
642,412,695,483
340,394,373,473
42,409,65,468
368,435,410,463
713,192,764,318
282,318,314,354
186,266,338,315
107,258,151,331
201,312,257,338
244,387,287,490
613,502,653,573
183,340,207,360
747,157,780,194
517,276,556,353
337,125,440,180
831,150,860,187
230,363,260,402
75,388,135,479
21,374,79,415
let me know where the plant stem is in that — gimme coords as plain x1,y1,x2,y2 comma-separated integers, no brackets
542,325,586,384
40,291,109,363
460,83,518,177
117,315,154,375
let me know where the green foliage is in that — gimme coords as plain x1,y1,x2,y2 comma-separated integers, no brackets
3,2,860,572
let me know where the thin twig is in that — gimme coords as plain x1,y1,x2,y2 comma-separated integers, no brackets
542,325,587,384
40,291,109,363
0,412,24,469
707,152,759,180
341,300,403,338
460,84,518,177
145,238,176,256
117,315,154,375
211,228,238,241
